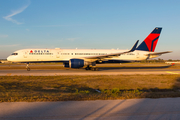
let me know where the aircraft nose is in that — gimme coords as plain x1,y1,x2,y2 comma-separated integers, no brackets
7,56,12,61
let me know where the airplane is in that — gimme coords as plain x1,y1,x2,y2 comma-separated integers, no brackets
7,27,171,71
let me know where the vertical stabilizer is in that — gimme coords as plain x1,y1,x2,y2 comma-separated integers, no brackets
136,27,162,52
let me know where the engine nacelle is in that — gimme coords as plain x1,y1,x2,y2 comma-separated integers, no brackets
69,59,85,68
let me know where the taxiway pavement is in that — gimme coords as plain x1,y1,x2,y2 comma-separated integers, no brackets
0,68,180,76
1,98,180,120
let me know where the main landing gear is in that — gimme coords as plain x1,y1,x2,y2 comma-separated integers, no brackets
91,67,99,71
26,63,31,71
85,65,99,71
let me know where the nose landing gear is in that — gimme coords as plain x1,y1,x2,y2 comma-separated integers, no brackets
26,63,30,71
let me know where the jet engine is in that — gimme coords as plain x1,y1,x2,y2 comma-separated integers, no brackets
63,59,96,70
69,59,86,68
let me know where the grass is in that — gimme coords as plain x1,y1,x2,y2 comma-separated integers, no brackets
1,75,180,102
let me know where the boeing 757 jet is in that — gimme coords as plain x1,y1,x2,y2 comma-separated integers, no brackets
7,27,171,71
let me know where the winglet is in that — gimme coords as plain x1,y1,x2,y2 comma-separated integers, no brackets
129,40,139,52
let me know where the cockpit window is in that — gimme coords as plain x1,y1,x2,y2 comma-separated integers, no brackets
11,53,18,55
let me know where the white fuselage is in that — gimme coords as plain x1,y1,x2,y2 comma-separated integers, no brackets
7,48,158,63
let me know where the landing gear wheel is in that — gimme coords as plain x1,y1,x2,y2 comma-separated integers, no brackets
85,67,90,70
95,68,99,71
27,68,31,71
85,65,91,70
26,63,30,71
91,67,99,71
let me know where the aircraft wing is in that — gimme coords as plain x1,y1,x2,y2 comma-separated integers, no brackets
82,40,139,59
146,51,172,56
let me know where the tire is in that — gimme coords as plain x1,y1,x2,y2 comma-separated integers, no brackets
85,67,91,70
27,68,31,71
91,67,95,71
91,67,98,71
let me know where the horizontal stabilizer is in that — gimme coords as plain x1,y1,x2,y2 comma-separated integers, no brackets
146,51,172,56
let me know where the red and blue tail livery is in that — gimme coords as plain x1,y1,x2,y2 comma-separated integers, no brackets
136,27,162,52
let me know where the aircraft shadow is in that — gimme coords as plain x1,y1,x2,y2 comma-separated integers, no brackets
97,65,172,71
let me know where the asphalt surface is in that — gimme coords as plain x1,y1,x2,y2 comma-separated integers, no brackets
1,63,179,75
1,98,180,120
0,68,180,76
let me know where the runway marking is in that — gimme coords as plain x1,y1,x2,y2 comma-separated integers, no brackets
166,71,179,74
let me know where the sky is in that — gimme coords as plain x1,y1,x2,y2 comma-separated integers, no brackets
0,0,180,59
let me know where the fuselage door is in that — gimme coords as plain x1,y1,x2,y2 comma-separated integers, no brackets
136,52,139,58
56,51,61,58
23,51,28,58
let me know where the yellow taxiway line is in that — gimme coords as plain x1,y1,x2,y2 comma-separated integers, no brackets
166,71,179,74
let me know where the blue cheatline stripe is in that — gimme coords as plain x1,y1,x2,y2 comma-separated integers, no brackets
151,36,159,51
